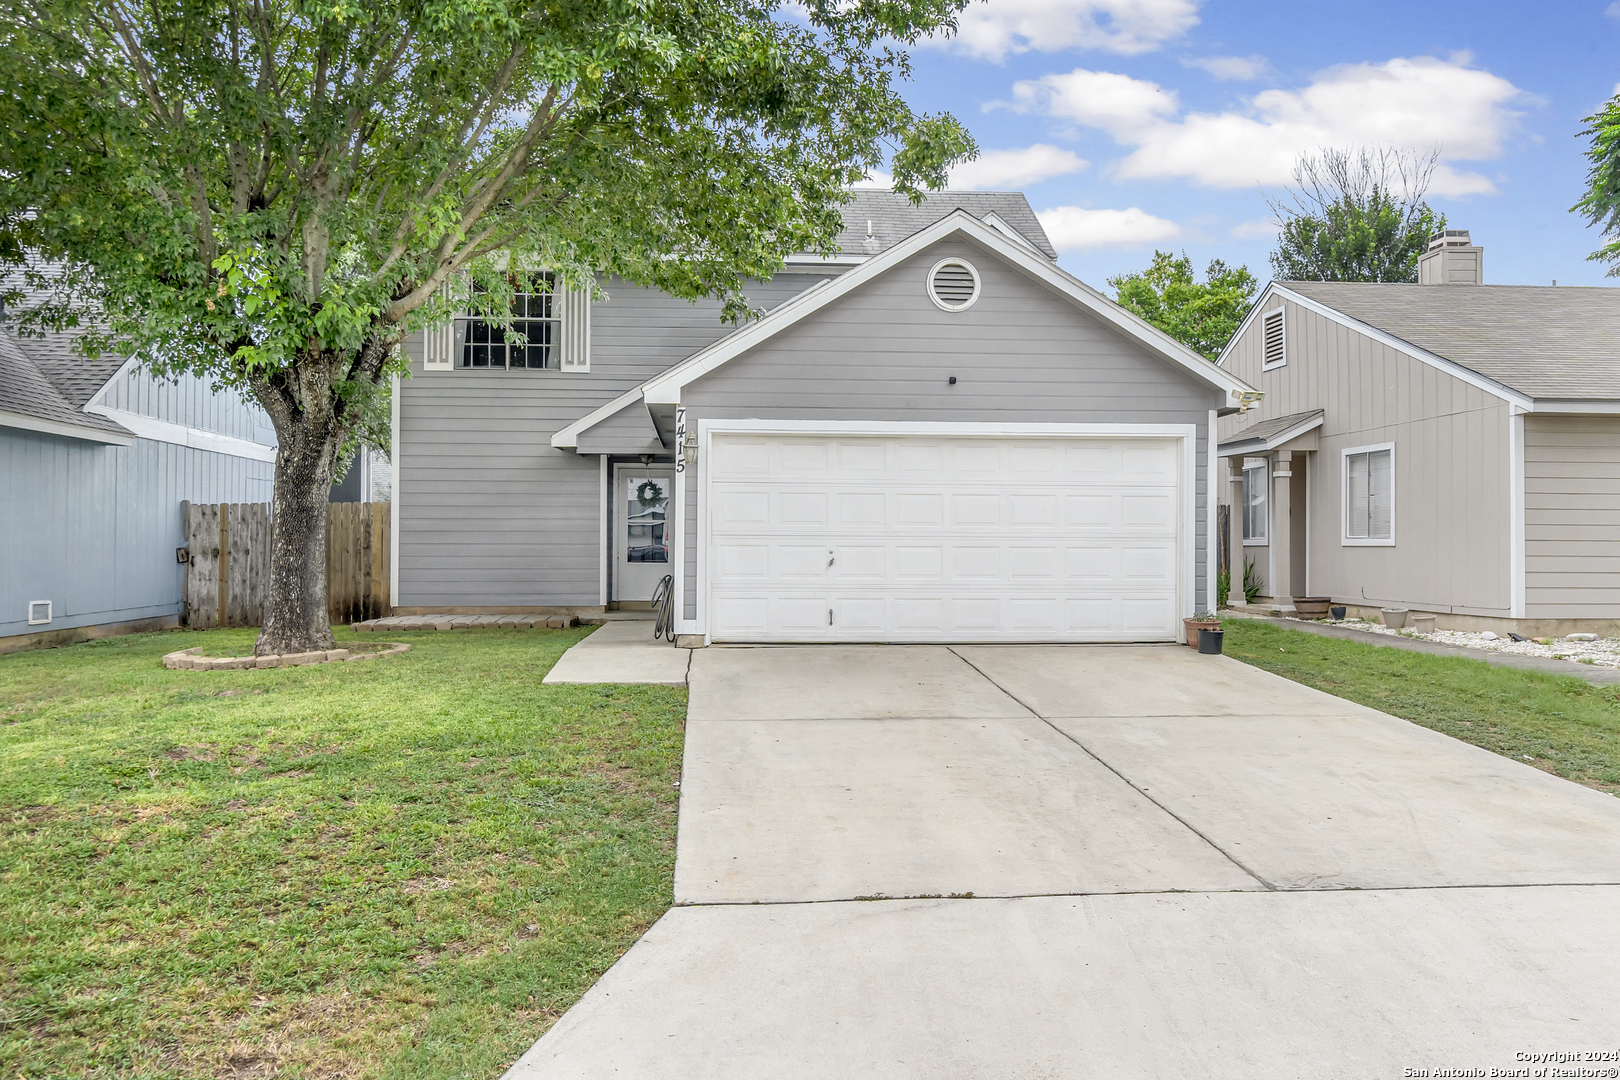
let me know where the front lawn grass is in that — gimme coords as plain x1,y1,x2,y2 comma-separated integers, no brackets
1224,618,1620,796
0,626,686,1079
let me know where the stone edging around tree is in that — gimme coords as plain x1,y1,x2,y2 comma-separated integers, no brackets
162,643,411,671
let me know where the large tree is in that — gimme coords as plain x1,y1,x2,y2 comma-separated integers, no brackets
0,0,973,655
1574,92,1620,274
1108,251,1257,361
1268,146,1445,283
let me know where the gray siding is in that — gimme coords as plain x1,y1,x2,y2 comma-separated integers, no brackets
397,271,818,607
1,371,273,638
1524,415,1620,618
1218,296,1511,615
678,236,1222,620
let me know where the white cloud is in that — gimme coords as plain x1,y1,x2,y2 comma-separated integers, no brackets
1182,54,1271,81
1037,205,1182,251
1004,68,1179,137
949,144,1089,189
1012,55,1523,194
934,0,1200,63
1230,218,1279,239
851,168,894,189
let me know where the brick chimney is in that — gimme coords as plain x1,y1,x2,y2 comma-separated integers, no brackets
1418,230,1483,285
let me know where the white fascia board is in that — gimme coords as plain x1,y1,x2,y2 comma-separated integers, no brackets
980,212,1043,255
1216,282,1282,369
783,253,868,266
551,386,649,451
0,408,135,446
1267,285,1533,410
1522,398,1620,414
643,211,1259,405
84,405,277,461
83,355,140,409
1215,412,1325,458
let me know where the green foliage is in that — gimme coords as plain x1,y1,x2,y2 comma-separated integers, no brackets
1574,92,1620,275
1223,620,1620,797
1216,566,1231,608
1107,251,1257,360
1242,557,1262,604
0,627,687,1076
0,0,976,452
1268,147,1445,283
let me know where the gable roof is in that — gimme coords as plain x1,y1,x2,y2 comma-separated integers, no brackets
0,325,132,443
832,190,1058,259
641,210,1256,406
1236,281,1620,405
1216,410,1323,458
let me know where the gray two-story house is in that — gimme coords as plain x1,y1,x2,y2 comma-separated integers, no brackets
1217,231,1620,635
393,192,1257,645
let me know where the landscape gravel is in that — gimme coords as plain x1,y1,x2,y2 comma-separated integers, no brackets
1282,617,1620,669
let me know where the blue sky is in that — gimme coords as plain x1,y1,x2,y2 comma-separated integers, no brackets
872,0,1620,291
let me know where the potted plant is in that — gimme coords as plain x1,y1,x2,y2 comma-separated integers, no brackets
1184,610,1221,649
1198,625,1225,654
1292,596,1332,619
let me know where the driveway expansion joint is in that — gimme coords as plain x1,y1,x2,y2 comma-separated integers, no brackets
946,646,1280,892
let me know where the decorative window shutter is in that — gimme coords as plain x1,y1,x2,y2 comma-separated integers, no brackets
559,284,591,371
422,280,457,370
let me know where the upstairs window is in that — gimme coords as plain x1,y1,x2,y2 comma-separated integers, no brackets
1261,308,1286,369
1242,461,1268,544
457,273,559,370
1344,444,1394,544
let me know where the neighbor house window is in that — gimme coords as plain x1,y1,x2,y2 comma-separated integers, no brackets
457,272,559,370
1242,461,1268,544
1344,444,1394,544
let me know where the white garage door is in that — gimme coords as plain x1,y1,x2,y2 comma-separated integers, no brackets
704,431,1186,643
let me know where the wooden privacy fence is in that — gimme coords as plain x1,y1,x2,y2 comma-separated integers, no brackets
181,501,391,628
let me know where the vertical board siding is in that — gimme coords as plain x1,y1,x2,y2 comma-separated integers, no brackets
1524,415,1620,618
677,237,1222,621
1216,296,1511,615
397,270,818,607
1,430,274,638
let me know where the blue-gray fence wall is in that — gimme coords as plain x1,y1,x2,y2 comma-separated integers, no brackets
0,370,273,639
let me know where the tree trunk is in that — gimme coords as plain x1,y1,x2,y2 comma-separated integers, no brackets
255,433,339,656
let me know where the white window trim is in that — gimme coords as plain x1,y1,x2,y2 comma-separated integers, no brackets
1242,460,1269,545
927,258,981,312
423,274,590,372
1260,307,1287,371
28,600,52,625
1342,441,1396,546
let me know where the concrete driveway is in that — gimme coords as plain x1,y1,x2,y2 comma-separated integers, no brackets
508,645,1620,1078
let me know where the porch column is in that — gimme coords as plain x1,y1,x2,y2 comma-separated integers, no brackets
1271,450,1294,607
1226,456,1244,601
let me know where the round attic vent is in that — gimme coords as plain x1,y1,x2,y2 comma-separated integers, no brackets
928,259,980,311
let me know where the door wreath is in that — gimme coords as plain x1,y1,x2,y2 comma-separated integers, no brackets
636,479,665,508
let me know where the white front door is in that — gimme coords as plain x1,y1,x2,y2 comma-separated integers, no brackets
614,466,675,602
704,431,1186,642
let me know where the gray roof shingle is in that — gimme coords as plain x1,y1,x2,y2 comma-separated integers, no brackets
833,190,1057,259
1281,281,1620,400
0,326,129,436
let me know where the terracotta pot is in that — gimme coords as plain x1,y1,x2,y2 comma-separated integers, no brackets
1183,617,1220,648
1292,596,1332,619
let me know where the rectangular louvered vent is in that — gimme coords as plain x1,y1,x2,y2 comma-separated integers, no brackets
1261,308,1286,368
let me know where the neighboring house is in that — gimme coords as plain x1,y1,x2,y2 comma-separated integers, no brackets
1216,230,1620,634
394,191,1257,643
0,304,277,649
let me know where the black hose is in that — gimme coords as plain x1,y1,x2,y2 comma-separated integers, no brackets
651,573,676,643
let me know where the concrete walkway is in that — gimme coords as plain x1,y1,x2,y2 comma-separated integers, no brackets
508,644,1620,1078
541,620,690,686
1231,612,1620,684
